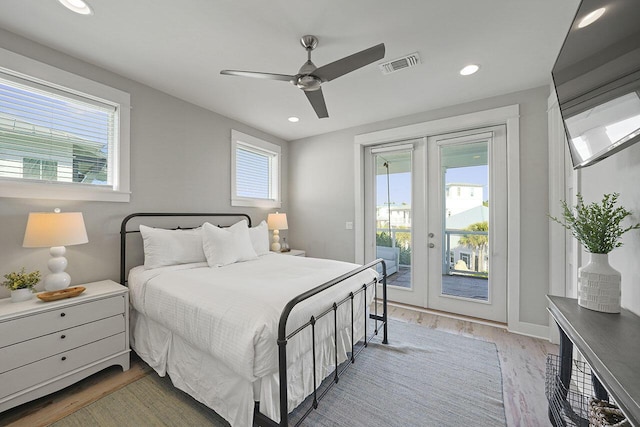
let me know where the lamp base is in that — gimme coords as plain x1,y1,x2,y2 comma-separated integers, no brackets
44,246,71,291
271,229,281,252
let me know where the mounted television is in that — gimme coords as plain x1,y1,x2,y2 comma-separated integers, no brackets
552,0,640,169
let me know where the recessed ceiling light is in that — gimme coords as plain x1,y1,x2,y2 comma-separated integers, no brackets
288,117,299,123
58,0,93,15
578,7,606,28
460,64,480,76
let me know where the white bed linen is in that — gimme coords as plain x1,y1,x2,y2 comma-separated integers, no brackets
128,254,378,426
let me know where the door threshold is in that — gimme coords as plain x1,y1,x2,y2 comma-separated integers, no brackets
375,298,507,329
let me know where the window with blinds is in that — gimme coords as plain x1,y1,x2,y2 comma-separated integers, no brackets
0,73,116,186
231,130,281,208
0,46,130,202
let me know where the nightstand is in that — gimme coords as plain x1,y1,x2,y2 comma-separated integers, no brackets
0,280,130,412
275,249,306,257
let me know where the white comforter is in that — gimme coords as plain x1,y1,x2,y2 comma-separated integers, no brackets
128,254,378,382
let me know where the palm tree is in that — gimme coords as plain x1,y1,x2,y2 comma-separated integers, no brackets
458,221,489,272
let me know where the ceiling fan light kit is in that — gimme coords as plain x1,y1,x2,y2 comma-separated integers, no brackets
220,35,385,119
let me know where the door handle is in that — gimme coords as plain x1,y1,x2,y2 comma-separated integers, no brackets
428,243,435,248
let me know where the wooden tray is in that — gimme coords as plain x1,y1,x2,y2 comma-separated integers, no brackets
37,286,86,302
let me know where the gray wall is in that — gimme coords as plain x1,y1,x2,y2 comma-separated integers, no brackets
288,86,551,327
0,29,288,298
579,142,640,316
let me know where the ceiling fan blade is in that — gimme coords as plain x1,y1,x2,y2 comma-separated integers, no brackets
304,88,329,118
314,43,385,82
220,70,295,82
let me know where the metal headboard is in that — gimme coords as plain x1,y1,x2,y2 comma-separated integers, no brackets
119,212,252,286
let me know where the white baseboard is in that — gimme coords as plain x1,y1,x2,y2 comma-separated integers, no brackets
507,321,550,341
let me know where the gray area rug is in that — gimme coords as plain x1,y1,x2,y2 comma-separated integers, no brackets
54,320,505,427
291,319,505,426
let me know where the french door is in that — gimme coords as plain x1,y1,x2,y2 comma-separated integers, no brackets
364,126,507,323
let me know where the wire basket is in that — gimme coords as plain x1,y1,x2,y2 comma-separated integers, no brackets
545,354,629,427
546,354,592,427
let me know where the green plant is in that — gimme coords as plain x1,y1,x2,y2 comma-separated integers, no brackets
376,232,392,247
2,268,41,291
549,193,640,254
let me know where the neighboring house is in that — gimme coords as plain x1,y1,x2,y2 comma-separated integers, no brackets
376,203,411,228
0,113,107,184
445,183,484,217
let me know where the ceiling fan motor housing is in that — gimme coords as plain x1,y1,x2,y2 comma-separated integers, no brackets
296,74,322,91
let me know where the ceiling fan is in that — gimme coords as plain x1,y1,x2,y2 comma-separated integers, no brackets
220,35,385,119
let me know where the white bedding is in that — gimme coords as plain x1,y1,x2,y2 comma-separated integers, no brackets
128,253,378,426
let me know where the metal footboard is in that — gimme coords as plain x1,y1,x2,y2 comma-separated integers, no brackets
255,259,389,427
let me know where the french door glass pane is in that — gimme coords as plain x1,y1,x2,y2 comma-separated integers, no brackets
441,141,489,301
375,151,411,288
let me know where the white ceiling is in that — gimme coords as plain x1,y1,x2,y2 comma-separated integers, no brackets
0,0,579,141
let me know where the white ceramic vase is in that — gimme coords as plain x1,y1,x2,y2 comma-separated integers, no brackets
578,253,621,313
10,288,34,303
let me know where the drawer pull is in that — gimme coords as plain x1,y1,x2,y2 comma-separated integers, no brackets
60,312,66,317
61,334,66,339
61,356,67,361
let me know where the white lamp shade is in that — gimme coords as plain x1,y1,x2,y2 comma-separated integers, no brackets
267,212,288,230
23,212,89,248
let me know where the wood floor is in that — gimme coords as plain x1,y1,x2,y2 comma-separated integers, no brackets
381,303,558,427
0,304,558,427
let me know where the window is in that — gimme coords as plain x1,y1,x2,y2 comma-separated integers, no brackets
231,130,281,208
23,158,57,180
0,47,130,202
460,252,471,268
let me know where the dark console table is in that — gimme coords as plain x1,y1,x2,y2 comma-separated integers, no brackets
547,295,640,426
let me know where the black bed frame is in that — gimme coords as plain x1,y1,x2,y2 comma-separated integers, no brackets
120,213,388,427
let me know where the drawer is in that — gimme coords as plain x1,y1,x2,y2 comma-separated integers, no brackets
0,332,125,399
0,315,125,374
0,295,125,348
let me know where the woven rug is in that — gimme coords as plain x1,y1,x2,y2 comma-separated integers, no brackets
53,320,505,427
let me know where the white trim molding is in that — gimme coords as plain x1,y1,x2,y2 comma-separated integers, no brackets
354,104,532,335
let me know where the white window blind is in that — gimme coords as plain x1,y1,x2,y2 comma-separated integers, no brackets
231,130,281,208
236,144,273,199
0,72,117,187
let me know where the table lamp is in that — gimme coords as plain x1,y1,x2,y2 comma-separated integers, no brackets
267,212,288,252
23,209,88,291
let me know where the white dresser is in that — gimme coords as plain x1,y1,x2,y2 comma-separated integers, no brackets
0,280,130,412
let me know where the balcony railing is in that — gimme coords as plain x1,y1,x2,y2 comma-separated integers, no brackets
375,227,489,277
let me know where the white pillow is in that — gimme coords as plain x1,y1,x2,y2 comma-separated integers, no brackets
248,220,270,256
202,220,258,267
140,225,206,270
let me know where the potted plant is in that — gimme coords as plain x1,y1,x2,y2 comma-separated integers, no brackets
550,193,640,313
3,268,41,303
